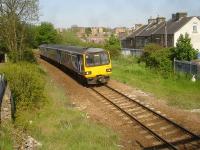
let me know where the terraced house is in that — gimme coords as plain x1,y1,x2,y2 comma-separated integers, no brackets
121,12,200,52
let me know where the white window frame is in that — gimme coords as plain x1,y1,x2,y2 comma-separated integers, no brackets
193,25,198,33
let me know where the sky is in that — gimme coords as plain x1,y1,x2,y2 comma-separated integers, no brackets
39,0,200,28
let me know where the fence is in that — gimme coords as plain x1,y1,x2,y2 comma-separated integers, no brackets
121,48,144,57
174,59,199,76
0,74,7,104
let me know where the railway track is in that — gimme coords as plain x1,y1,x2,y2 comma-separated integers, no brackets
91,85,200,150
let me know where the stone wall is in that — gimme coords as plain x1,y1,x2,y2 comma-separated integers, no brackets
0,85,12,124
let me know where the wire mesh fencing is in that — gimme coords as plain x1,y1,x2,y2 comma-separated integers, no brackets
122,48,144,57
174,59,200,78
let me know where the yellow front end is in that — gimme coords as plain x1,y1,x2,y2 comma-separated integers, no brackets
83,54,112,84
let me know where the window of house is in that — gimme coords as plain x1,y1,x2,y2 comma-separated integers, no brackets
193,25,198,33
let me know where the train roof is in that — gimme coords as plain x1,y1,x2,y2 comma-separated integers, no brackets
39,44,105,54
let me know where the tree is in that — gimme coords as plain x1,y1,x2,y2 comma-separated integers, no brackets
0,0,39,61
85,27,92,36
60,30,83,46
25,24,39,48
104,34,121,57
36,22,61,45
171,33,198,61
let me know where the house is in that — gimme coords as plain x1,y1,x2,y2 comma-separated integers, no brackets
87,35,107,44
114,27,127,38
122,12,200,52
121,25,145,48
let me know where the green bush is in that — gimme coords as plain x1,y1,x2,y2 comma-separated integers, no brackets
150,48,172,74
0,62,45,110
7,49,36,63
22,49,36,63
141,44,172,74
141,43,162,65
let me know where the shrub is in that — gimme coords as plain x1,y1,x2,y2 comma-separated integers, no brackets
141,43,162,65
141,44,172,73
0,62,45,110
7,49,36,63
22,49,36,63
150,48,172,73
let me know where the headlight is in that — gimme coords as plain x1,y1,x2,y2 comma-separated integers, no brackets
106,68,112,72
84,71,92,75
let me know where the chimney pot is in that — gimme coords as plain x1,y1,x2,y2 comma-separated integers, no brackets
172,12,188,21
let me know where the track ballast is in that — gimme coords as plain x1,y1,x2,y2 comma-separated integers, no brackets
91,85,200,150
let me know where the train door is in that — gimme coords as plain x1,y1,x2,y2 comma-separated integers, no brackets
71,54,83,74
77,55,83,74
57,50,61,64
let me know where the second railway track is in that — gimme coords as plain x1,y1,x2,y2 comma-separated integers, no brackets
91,85,200,150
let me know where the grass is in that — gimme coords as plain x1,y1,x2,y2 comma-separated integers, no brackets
0,64,13,150
15,74,119,150
0,124,13,150
1,63,119,150
111,56,200,109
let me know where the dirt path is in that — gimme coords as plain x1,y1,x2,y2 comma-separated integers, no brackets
38,58,200,150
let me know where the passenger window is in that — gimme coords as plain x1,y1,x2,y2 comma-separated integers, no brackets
94,54,101,65
101,53,109,64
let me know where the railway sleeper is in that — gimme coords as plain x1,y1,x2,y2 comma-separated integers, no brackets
132,109,147,115
119,103,133,108
127,107,141,112
146,121,164,128
136,114,152,119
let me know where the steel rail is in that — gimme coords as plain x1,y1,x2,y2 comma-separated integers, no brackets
92,87,178,150
105,85,200,141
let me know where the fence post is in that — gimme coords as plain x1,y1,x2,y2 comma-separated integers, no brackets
174,58,176,74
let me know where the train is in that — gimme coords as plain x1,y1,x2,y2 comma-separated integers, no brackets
39,44,112,84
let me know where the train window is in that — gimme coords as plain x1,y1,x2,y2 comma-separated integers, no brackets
101,52,109,64
94,54,101,65
86,52,109,67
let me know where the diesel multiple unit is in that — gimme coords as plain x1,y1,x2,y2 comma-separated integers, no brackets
39,44,112,84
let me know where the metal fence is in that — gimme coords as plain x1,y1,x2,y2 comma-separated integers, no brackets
174,59,199,75
122,48,144,57
0,74,7,104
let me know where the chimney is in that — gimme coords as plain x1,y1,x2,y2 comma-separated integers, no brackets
172,14,176,21
156,17,166,24
148,18,157,24
135,24,143,30
172,12,188,21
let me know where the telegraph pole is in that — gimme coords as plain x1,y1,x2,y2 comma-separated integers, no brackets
164,21,168,47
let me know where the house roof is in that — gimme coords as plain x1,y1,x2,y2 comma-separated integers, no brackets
122,25,148,40
122,16,195,40
153,17,193,35
137,22,165,37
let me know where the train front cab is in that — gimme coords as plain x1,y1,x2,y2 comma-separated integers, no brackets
83,51,112,84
